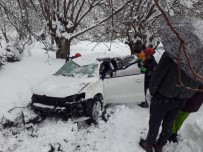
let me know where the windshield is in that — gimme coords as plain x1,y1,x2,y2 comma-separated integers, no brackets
54,61,98,78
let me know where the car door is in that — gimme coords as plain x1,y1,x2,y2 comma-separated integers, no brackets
103,63,145,104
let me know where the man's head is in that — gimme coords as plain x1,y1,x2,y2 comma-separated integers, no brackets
144,48,155,56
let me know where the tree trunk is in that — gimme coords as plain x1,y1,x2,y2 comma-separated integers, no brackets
56,37,70,59
56,50,61,59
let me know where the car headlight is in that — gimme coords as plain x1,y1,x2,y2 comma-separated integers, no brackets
65,93,85,103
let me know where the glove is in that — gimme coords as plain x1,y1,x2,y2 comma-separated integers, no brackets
135,58,142,63
140,66,147,73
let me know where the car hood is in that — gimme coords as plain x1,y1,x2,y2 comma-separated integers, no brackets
32,75,98,98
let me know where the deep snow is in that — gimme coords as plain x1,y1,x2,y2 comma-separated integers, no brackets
0,41,203,152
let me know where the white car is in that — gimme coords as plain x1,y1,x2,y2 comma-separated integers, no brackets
31,55,145,123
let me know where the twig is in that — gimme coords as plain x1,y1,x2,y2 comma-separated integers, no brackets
8,106,28,113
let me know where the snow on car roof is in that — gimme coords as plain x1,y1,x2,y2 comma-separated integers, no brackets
72,52,120,66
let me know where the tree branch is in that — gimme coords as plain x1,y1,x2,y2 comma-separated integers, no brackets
154,0,203,92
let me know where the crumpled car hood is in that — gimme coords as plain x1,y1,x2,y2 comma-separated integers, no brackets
32,75,97,98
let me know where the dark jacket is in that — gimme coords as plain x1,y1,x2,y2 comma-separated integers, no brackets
149,52,200,99
182,85,203,113
143,55,157,80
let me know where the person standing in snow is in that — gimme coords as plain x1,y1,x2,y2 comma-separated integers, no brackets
66,53,81,62
139,52,200,152
169,84,203,143
138,47,157,108
148,41,160,53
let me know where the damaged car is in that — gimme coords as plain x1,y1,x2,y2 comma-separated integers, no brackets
30,54,145,124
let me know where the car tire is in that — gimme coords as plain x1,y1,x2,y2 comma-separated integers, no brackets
85,98,102,125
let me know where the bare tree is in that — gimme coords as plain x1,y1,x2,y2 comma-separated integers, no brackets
110,0,202,55
29,0,133,59
0,0,202,58
105,0,161,55
153,0,203,92
0,8,10,43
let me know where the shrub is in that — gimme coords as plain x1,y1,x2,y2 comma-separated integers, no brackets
0,45,23,67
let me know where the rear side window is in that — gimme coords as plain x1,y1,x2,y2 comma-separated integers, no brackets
114,63,141,77
111,56,142,77
116,55,136,69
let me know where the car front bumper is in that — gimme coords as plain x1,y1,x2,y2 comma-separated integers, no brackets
31,103,67,113
31,99,88,118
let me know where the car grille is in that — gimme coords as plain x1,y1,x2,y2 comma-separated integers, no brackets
32,94,67,106
31,93,85,107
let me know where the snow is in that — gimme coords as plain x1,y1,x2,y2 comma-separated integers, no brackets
0,43,64,119
32,75,98,98
180,0,199,8
193,19,203,43
0,40,202,152
62,32,71,39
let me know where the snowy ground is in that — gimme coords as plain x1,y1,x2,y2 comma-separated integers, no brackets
0,41,203,152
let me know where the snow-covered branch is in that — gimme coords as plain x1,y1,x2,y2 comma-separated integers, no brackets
66,0,134,40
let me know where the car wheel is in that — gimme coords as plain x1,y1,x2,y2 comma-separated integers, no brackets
85,98,102,125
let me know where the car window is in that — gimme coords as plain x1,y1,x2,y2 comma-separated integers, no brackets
73,64,98,77
55,61,79,75
115,55,136,70
114,63,141,77
55,61,98,78
99,56,141,78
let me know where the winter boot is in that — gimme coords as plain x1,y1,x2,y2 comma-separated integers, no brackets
153,143,163,152
139,139,153,152
168,133,178,143
138,101,149,108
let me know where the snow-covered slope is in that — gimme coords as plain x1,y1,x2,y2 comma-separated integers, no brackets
0,41,203,152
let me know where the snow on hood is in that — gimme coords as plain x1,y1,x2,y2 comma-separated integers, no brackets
31,75,98,98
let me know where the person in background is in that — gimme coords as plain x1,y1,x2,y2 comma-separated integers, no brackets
148,41,160,52
139,52,200,152
66,53,81,62
138,47,157,108
169,84,203,143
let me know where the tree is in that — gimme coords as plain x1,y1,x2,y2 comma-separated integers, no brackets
30,0,134,59
110,0,202,55
0,7,10,43
0,0,202,57
153,0,203,92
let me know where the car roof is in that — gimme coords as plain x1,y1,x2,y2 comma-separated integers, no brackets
72,53,137,73
72,53,121,66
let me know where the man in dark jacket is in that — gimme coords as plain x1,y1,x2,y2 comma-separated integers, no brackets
139,52,200,152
